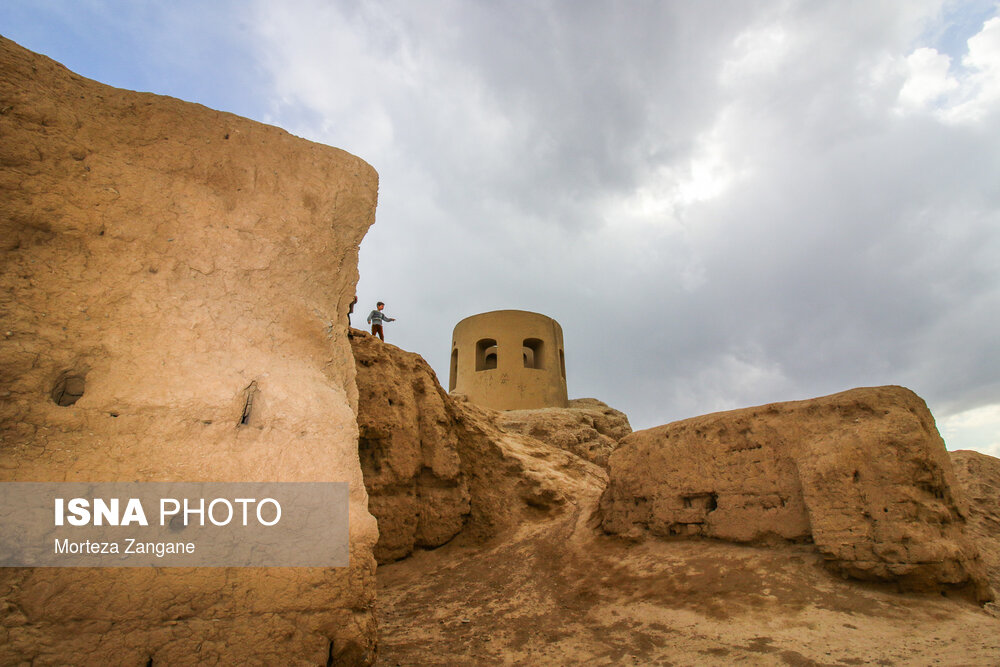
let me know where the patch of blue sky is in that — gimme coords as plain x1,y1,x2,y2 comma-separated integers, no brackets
921,0,999,64
0,0,268,123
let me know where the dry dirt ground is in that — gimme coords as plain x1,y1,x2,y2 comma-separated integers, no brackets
375,484,1000,666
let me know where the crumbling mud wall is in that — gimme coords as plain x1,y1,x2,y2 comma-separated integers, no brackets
951,449,1000,597
601,386,992,601
352,330,471,564
0,37,380,664
351,331,606,563
496,398,632,468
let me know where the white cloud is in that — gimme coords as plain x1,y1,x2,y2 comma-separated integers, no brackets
614,108,745,228
945,15,1000,121
898,47,959,108
895,15,1000,122
720,24,791,85
939,403,1000,457
252,1,411,158
675,117,745,207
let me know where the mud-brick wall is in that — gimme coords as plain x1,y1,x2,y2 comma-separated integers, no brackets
0,36,380,665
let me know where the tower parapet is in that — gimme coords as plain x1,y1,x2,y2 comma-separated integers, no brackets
449,310,568,410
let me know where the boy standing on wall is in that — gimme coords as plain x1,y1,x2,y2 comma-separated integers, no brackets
367,301,396,341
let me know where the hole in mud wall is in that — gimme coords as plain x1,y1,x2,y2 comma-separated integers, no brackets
706,492,718,512
682,492,718,513
51,372,86,406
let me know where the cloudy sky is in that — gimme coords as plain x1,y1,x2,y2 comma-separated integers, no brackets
3,1,999,455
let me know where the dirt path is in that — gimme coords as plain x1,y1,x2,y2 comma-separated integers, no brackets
375,488,1000,665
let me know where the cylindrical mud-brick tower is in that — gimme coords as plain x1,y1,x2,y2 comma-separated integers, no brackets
449,310,568,410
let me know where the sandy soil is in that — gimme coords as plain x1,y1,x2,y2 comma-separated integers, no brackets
375,487,1000,666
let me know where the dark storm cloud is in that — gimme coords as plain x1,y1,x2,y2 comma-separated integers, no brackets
253,1,999,448
2,1,995,451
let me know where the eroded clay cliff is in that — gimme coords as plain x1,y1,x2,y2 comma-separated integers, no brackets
0,37,379,664
351,330,606,564
600,386,992,601
951,449,1000,596
352,329,471,563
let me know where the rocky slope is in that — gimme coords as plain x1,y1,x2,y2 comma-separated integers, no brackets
0,37,379,665
600,386,992,601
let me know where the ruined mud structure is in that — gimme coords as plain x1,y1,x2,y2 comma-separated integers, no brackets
449,309,568,411
0,36,378,664
3,35,1000,666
